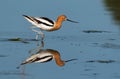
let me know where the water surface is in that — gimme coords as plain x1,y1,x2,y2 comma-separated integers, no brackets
0,0,120,79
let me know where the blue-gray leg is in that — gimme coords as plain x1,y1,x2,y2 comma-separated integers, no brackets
30,27,44,41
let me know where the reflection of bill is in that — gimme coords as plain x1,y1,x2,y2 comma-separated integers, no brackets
18,48,77,68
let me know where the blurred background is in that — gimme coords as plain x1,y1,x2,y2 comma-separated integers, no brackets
0,0,120,79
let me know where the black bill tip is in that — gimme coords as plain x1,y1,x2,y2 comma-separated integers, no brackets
65,58,78,62
66,19,79,23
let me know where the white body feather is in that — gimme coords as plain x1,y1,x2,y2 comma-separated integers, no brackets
24,52,53,63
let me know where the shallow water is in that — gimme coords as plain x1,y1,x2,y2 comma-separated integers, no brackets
0,0,120,79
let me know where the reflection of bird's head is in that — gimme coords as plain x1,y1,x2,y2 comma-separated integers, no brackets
46,49,65,67
47,49,77,67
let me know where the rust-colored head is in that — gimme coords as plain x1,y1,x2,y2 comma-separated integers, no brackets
57,15,67,22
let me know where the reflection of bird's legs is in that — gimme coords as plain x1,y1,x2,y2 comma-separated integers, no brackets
29,40,44,55
41,40,44,47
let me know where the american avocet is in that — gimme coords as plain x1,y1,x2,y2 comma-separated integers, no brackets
19,49,77,67
23,14,78,40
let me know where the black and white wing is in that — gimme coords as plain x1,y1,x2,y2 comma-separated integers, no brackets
23,15,55,30
21,52,53,65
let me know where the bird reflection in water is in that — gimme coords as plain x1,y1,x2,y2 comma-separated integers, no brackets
17,41,77,68
20,49,77,67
